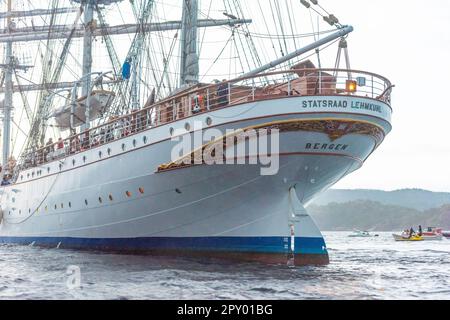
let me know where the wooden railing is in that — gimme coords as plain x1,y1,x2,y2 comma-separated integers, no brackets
18,68,392,171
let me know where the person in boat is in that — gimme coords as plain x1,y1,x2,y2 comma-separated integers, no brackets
81,130,90,150
1,175,11,186
44,138,54,161
418,225,423,236
409,227,416,238
45,138,54,152
216,79,229,108
57,138,64,150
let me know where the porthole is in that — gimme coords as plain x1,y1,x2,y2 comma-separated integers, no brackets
99,151,102,158
133,139,137,147
143,136,148,144
109,194,113,201
125,191,132,198
138,187,144,194
122,143,126,151
98,197,103,203
185,122,191,131
85,199,88,206
107,148,111,156
206,117,212,126
169,127,174,136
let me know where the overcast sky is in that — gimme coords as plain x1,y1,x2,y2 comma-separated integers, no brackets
320,0,450,192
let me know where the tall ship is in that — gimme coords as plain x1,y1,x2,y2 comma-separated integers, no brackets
0,0,393,265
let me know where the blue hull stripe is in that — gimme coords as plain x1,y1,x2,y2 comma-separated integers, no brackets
0,236,327,255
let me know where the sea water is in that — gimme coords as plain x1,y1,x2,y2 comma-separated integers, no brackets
0,232,449,300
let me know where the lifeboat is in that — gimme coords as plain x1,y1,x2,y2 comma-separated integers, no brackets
52,90,116,129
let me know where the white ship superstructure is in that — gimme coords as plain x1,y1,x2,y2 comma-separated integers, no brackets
0,0,393,265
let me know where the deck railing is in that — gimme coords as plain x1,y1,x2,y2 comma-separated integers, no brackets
18,68,392,171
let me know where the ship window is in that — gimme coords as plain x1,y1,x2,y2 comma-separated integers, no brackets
20,175,23,180
185,122,191,131
133,139,137,147
72,159,76,166
109,194,113,201
143,136,147,144
139,187,144,194
32,172,35,177
29,208,31,213
99,151,102,158
122,143,126,151
47,167,50,173
61,203,64,209
19,210,21,214
126,191,132,198
206,117,212,126
69,202,72,208
98,197,103,203
169,128,174,136
83,156,87,163
85,199,88,206
45,205,48,212
27,173,30,178
59,163,62,171
54,205,57,210
107,148,111,155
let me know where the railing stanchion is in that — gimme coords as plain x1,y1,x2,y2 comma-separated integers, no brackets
371,75,374,98
228,83,231,105
206,88,210,110
288,79,291,96
252,81,255,101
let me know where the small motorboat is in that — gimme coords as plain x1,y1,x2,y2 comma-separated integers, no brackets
348,230,379,238
420,227,444,241
443,231,450,239
394,227,443,241
392,234,424,242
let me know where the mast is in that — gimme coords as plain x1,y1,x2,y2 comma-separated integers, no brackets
2,0,13,168
179,0,199,87
81,0,94,130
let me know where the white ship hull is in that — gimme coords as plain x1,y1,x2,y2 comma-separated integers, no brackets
0,95,392,265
